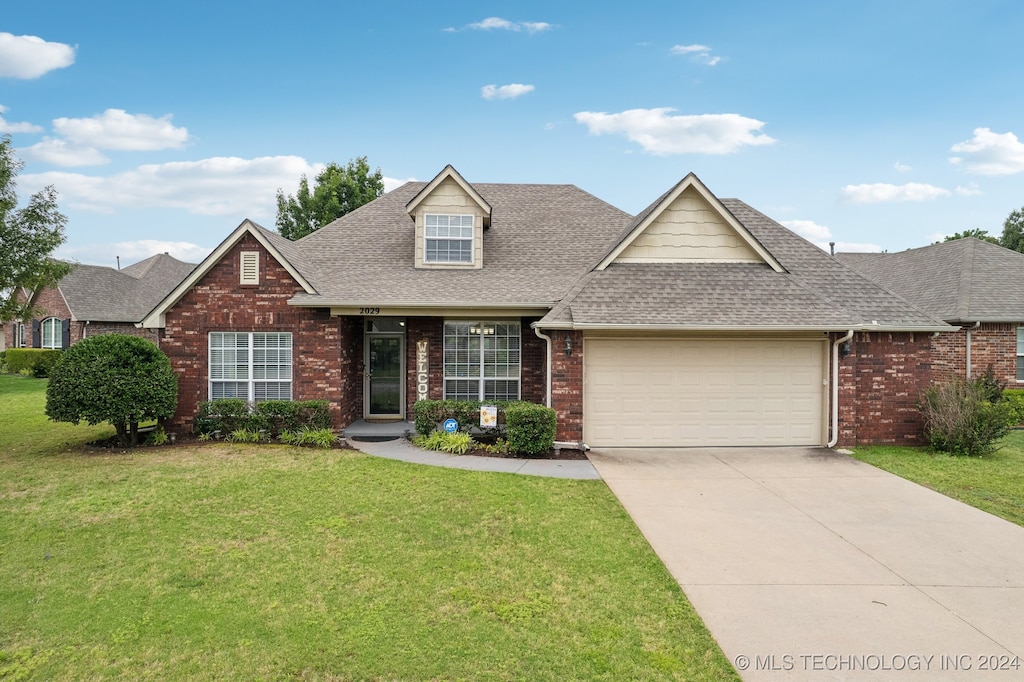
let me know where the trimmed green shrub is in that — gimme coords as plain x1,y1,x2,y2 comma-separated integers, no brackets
5,348,62,377
255,399,332,433
505,402,557,456
45,334,177,447
196,399,333,439
920,375,1013,456
413,399,485,435
195,398,250,435
1002,389,1024,426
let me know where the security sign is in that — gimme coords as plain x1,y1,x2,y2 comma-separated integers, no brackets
443,418,458,433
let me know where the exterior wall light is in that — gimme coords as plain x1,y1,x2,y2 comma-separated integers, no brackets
839,339,852,358
564,335,573,357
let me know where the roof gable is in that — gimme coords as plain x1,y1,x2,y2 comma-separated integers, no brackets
597,173,784,272
405,165,492,226
141,220,315,328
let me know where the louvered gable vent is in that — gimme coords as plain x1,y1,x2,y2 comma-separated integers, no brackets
240,251,259,285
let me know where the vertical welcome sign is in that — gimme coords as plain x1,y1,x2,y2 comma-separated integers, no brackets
416,339,429,401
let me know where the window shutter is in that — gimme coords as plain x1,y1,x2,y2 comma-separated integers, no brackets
240,251,259,285
32,320,41,348
62,319,71,349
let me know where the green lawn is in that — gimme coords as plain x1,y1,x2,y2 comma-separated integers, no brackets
0,375,737,681
851,430,1024,528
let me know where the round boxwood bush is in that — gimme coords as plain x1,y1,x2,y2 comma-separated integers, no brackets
46,334,178,447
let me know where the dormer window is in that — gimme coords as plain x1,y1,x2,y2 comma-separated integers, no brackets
425,214,474,263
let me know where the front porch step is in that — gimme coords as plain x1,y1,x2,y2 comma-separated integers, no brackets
343,419,416,441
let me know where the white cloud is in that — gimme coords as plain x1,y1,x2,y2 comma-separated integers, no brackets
949,127,1024,175
894,161,911,173
671,44,711,54
465,17,554,33
574,108,775,155
22,155,324,217
21,137,109,166
481,83,535,100
956,182,983,196
382,176,415,192
57,240,211,266
0,33,76,79
840,182,951,204
53,109,189,151
670,44,721,66
0,104,42,133
781,219,882,253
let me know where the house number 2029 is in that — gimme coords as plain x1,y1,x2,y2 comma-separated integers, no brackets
360,307,381,315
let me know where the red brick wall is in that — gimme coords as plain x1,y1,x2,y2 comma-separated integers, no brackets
2,286,76,348
836,331,932,446
551,330,584,442
930,324,1023,386
160,234,356,432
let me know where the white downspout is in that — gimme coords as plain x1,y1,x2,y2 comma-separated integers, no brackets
966,321,980,378
533,327,553,408
828,330,855,448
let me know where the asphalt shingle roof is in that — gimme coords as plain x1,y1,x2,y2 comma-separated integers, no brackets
836,238,1024,323
287,182,633,306
60,253,195,322
539,199,950,330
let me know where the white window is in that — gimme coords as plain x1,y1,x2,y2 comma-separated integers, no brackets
41,318,62,349
209,332,292,401
425,214,474,263
1017,328,1024,382
443,321,520,401
14,322,26,348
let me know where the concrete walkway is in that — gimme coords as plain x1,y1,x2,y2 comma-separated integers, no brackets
588,447,1024,681
345,437,600,479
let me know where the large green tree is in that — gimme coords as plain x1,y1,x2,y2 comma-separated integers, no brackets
275,157,384,240
0,134,73,322
999,206,1024,253
46,334,178,447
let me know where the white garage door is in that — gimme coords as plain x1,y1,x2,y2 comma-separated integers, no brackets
584,338,826,447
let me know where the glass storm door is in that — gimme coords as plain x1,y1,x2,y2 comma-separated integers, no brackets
367,335,403,416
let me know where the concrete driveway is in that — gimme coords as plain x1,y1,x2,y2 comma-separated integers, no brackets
588,447,1024,681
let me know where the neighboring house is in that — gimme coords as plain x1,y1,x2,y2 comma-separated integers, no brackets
144,166,953,447
1,253,196,351
838,237,1024,387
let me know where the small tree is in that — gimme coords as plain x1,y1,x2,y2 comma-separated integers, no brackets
46,334,178,447
275,157,384,240
937,229,999,245
0,134,74,322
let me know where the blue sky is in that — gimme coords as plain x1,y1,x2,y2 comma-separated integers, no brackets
4,0,1024,266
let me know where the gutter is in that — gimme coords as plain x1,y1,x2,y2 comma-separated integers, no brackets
828,330,854,448
533,322,955,333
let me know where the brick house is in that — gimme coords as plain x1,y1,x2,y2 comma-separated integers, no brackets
1,253,195,351
838,238,1024,388
144,166,953,447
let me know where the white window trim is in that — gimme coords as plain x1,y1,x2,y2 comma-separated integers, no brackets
14,322,26,348
442,320,521,401
209,331,292,402
240,251,260,285
424,214,474,264
41,317,61,349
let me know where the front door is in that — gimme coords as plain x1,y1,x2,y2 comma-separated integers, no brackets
364,318,406,418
